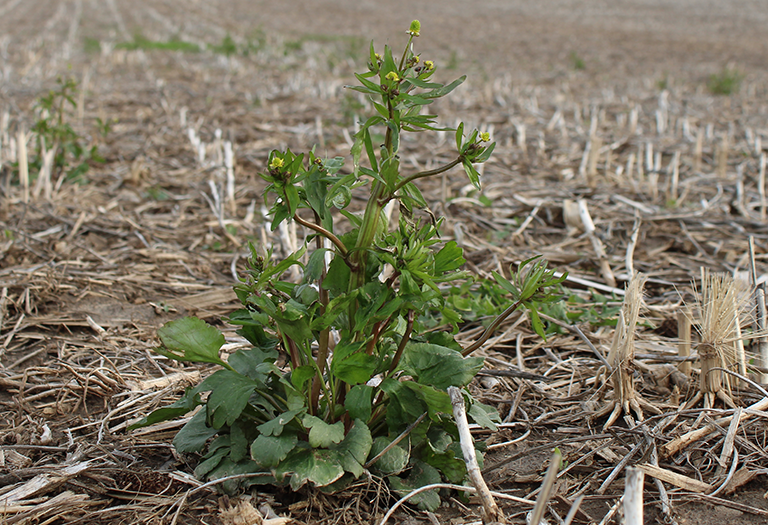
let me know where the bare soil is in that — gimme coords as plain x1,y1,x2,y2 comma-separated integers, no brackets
2,1,768,524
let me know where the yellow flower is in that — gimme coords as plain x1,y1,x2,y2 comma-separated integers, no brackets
480,132,491,142
270,157,284,169
385,71,400,82
424,60,434,71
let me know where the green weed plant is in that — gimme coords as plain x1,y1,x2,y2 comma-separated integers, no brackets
116,33,200,53
28,77,103,183
131,21,565,507
707,67,743,95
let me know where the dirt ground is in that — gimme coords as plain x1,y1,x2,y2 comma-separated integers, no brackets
2,1,768,524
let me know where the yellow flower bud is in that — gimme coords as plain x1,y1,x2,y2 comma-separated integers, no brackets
408,20,421,37
385,71,400,82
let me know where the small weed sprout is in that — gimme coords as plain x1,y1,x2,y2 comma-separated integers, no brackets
131,22,565,507
707,67,743,95
569,51,586,71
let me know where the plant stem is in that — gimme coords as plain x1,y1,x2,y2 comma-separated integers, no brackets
393,157,462,193
293,213,347,257
285,335,302,368
387,310,414,375
398,36,414,71
461,298,525,356
311,214,331,415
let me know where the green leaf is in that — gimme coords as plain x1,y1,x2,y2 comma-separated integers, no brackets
304,248,329,282
434,241,465,274
284,183,300,216
154,317,228,368
388,460,442,511
331,350,377,385
291,365,316,391
475,141,496,163
468,402,500,431
363,128,378,172
205,370,260,429
368,436,409,475
257,408,306,437
324,255,352,296
275,448,346,490
455,122,464,150
303,415,345,448
230,421,248,462
172,409,217,453
251,432,299,468
462,159,482,190
228,346,279,381
422,439,466,484
345,384,373,421
128,388,201,429
331,419,373,477
202,457,271,493
399,343,484,389
401,382,453,420
380,379,428,430
423,76,466,99
194,437,230,479
529,304,547,340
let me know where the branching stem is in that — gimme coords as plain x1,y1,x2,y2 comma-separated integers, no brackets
394,157,462,192
292,213,347,257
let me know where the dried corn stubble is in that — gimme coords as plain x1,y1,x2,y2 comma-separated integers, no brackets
594,273,660,430
685,269,751,409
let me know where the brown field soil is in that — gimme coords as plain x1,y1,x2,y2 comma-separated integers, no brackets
2,1,768,524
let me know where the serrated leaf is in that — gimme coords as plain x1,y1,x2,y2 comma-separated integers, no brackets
401,381,452,420
291,365,316,391
331,350,377,385
155,317,228,368
388,460,442,511
303,415,345,448
345,384,373,421
205,370,259,429
324,255,351,296
227,346,279,381
399,343,484,389
422,439,466,483
331,419,372,477
251,432,298,467
275,448,346,490
368,436,409,475
172,408,217,453
257,408,305,437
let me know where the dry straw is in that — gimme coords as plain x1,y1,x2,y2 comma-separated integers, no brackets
594,273,660,429
685,269,752,409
